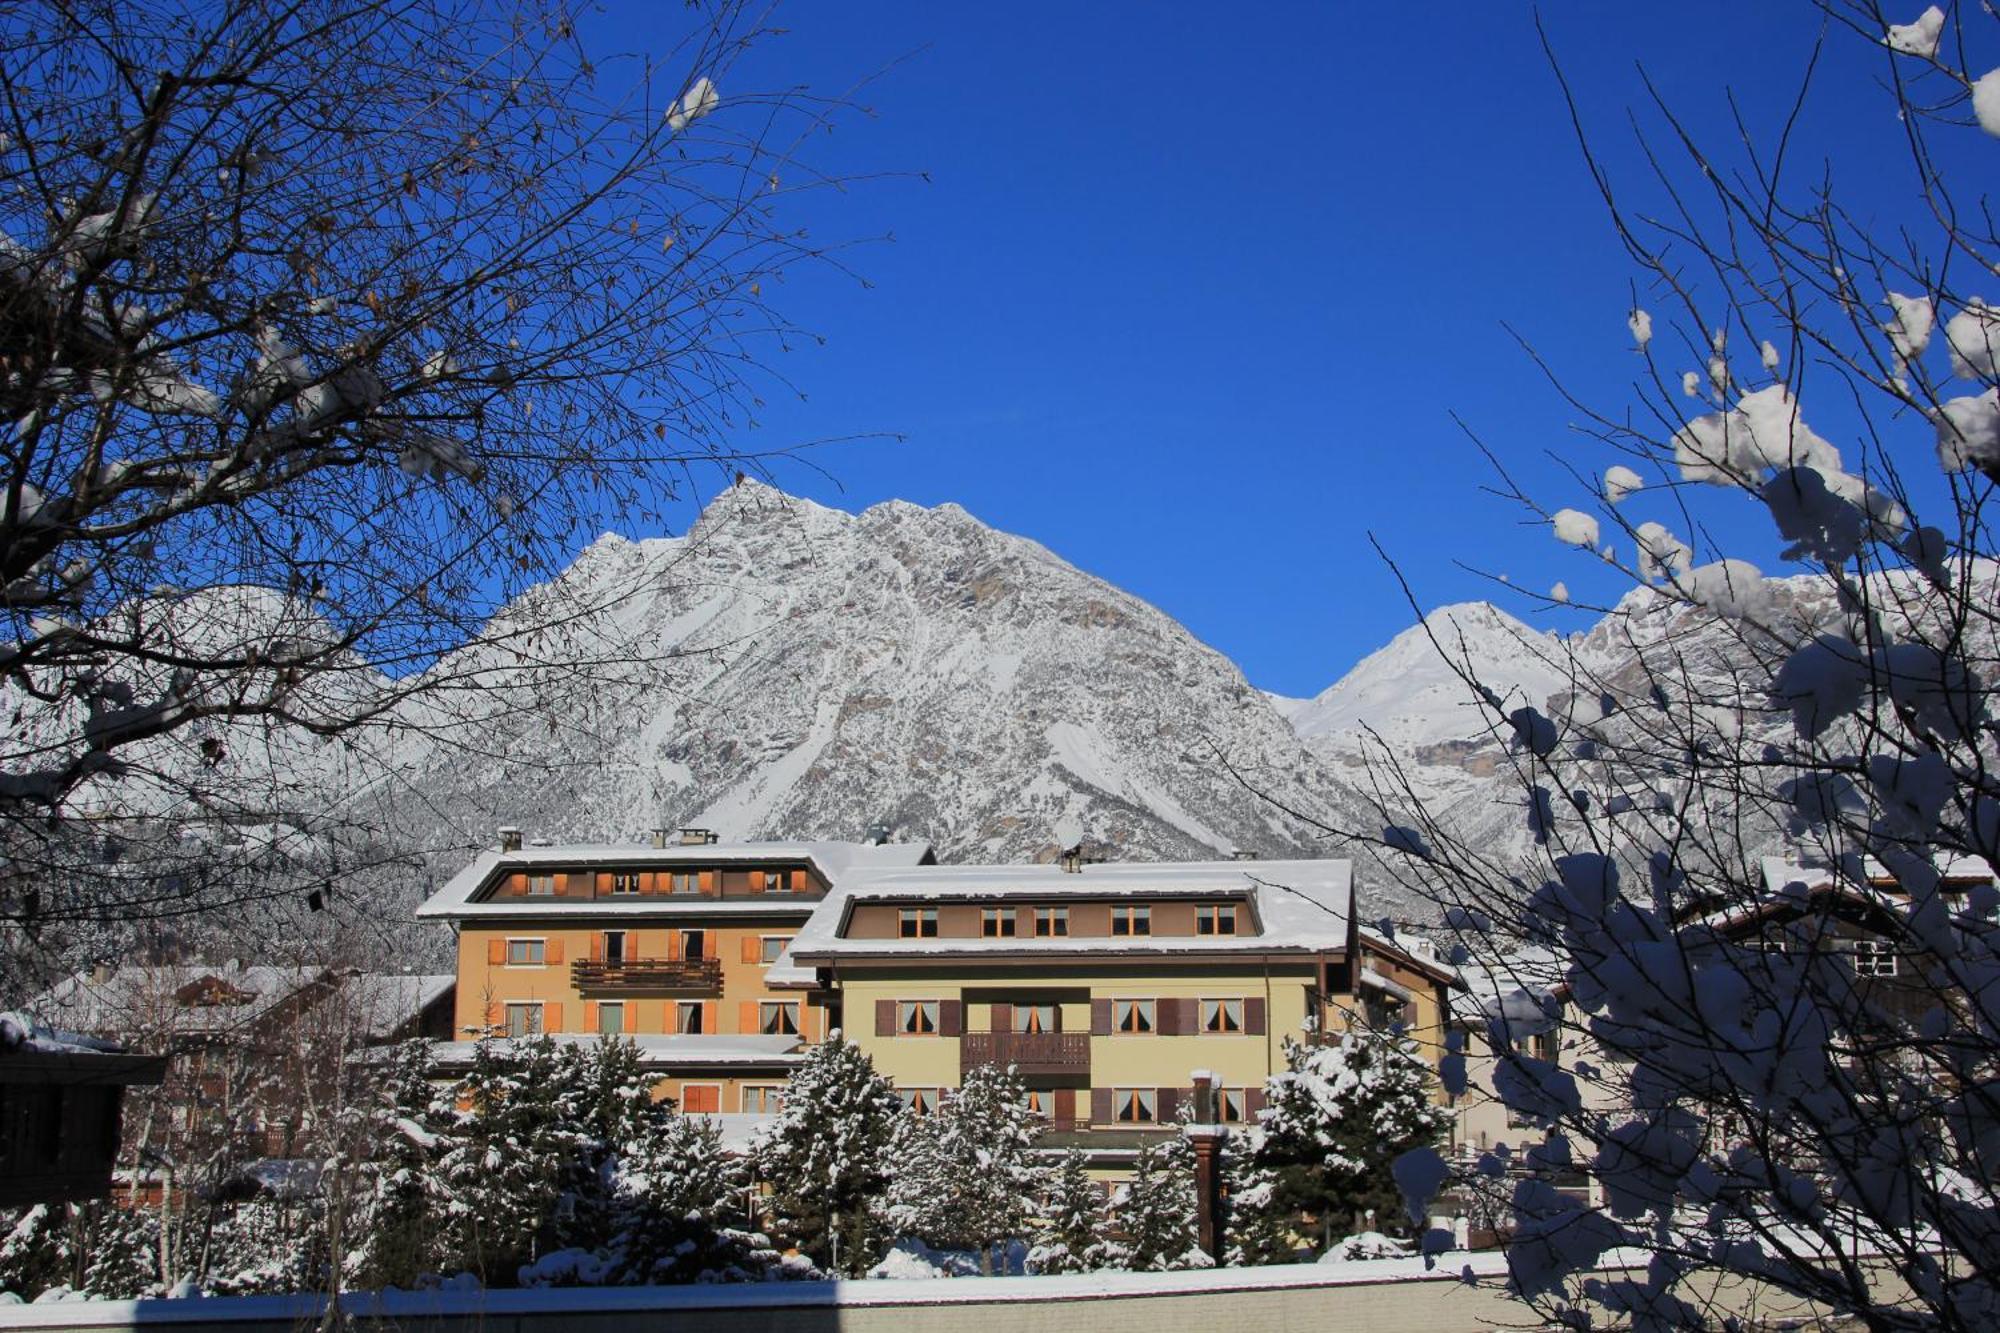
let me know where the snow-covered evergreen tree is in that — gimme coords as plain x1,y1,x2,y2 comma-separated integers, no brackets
1106,1135,1211,1272
348,1039,449,1289
199,1200,325,1296
76,1203,161,1298
1027,1150,1111,1274
1220,1145,1298,1266
883,1063,1044,1269
432,1035,575,1283
1253,1027,1450,1251
753,1032,904,1276
596,1113,796,1284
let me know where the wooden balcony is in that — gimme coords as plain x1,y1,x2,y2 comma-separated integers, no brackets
960,1031,1090,1076
570,956,722,992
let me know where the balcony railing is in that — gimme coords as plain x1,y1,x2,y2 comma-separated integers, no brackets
570,956,723,991
960,1030,1090,1075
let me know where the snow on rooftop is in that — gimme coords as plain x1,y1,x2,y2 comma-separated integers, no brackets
425,1032,804,1069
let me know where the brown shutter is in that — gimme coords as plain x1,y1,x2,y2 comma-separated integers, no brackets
1245,996,1267,1035
702,1001,717,1035
584,1001,599,1032
1184,998,1202,1033
624,1003,639,1034
741,936,761,964
1157,1087,1181,1122
1016,906,1034,937
876,999,896,1036
991,1002,1013,1035
790,868,809,893
1091,999,1113,1035
545,1002,563,1032
486,938,505,966
545,939,563,965
1156,998,1179,1036
1246,1088,1267,1117
940,1000,963,1037
1055,1087,1076,1124
485,1001,501,1032
699,869,716,894
740,1001,760,1035
1091,1088,1113,1124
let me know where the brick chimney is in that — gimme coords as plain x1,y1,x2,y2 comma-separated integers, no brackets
498,826,523,853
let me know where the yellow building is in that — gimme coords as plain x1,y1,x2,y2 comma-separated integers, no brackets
786,857,1452,1148
412,828,935,1110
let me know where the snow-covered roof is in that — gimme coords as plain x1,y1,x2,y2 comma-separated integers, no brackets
1444,947,1566,1027
336,973,455,1040
1758,853,1995,895
26,965,327,1040
424,1032,805,1071
789,858,1354,963
414,839,934,920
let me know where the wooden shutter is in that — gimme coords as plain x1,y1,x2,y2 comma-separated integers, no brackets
1091,999,1113,1035
624,1003,639,1034
584,1001,599,1032
486,938,505,966
485,1001,501,1032
508,874,526,897
701,1001,717,1035
740,1001,760,1035
588,934,604,963
698,869,716,894
550,872,567,897
1246,1088,1267,1118
544,1002,562,1032
1016,906,1034,937
545,939,563,965
595,872,611,895
1157,1087,1181,1122
876,999,896,1036
741,936,761,964
640,872,659,896
790,868,809,893
666,928,682,961
991,1002,1013,1035
1245,996,1267,1035
1054,1088,1076,1123
939,1000,963,1037
1090,1088,1113,1124
1157,998,1180,1036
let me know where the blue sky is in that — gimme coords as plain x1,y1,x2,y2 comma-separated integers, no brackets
587,2,1969,698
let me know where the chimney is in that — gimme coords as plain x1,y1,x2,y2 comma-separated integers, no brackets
679,827,719,846
650,827,670,850
1230,849,1259,862
498,826,523,853
864,822,891,846
1059,844,1083,874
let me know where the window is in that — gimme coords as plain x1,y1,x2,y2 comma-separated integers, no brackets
1217,1088,1247,1123
760,935,791,963
504,1003,542,1038
669,871,699,894
506,938,545,966
982,908,1016,938
1196,904,1238,935
898,1087,943,1114
1111,905,1151,936
681,1084,721,1114
602,931,626,965
1034,907,1069,937
1023,1089,1051,1116
1115,1088,1157,1123
760,870,784,893
1854,938,1899,977
899,907,938,938
743,1085,784,1114
526,874,555,897
761,1002,801,1036
1201,998,1244,1033
898,1001,940,1035
597,1003,625,1035
1014,1004,1057,1034
676,1002,706,1034
610,872,640,896
1114,999,1156,1034
681,929,706,960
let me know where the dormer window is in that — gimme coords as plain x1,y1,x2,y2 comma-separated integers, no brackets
669,871,699,895
761,870,784,893
1196,904,1238,935
526,874,555,896
899,908,938,939
610,872,640,895
981,908,1015,938
1111,905,1151,937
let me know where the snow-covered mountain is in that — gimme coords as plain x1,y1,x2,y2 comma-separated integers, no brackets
377,482,1388,884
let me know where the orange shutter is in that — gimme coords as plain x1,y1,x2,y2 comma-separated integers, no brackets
508,874,526,897
684,1085,719,1113
624,1003,639,1034
589,935,604,963
545,1002,563,1032
584,1001,600,1032
486,938,505,966
702,1001,717,1034
485,1001,501,1032
595,872,611,895
740,1001,760,1034
741,936,761,964
698,869,715,894
546,939,564,965
790,868,808,893
666,928,682,961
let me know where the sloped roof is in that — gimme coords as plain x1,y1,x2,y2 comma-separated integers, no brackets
26,965,326,1040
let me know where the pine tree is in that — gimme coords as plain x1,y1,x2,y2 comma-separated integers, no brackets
599,1113,789,1284
200,1200,325,1296
883,1063,1044,1269
1253,1028,1451,1252
754,1033,904,1276
76,1203,161,1298
1107,1136,1211,1271
1027,1150,1111,1275
433,1034,574,1283
1220,1147,1298,1266
349,1039,449,1289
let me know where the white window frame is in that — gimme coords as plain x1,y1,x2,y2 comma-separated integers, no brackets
1853,938,1899,977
